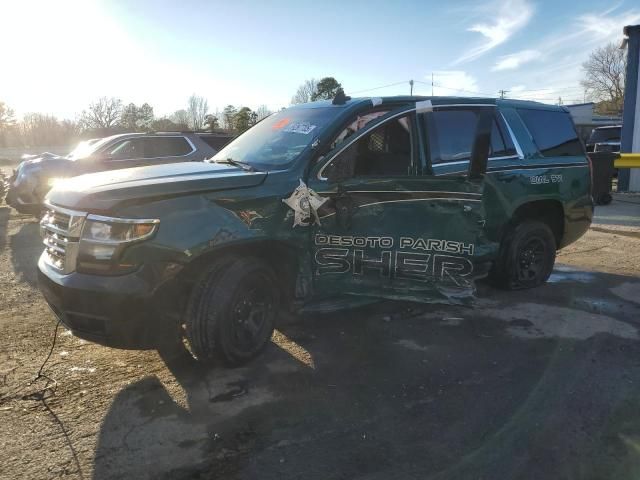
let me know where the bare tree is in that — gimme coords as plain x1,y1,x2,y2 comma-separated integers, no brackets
291,78,318,104
171,109,190,129
581,43,626,115
187,94,209,130
151,117,182,131
0,101,16,147
255,105,272,121
21,113,79,146
79,97,123,130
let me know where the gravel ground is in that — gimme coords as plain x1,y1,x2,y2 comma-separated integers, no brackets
1,200,640,480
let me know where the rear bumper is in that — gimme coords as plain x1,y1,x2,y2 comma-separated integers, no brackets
37,254,177,349
559,198,594,249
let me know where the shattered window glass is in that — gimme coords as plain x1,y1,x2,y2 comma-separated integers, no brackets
324,114,413,179
330,110,390,150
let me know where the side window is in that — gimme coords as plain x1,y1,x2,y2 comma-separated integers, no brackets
490,119,517,158
425,110,477,164
323,114,413,180
144,137,193,158
516,109,583,157
330,110,390,150
106,138,145,160
198,135,233,151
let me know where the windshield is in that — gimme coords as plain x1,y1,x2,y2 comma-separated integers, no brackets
588,127,621,144
67,137,110,160
211,107,343,170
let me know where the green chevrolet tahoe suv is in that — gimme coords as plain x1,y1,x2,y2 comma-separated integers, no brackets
37,95,593,364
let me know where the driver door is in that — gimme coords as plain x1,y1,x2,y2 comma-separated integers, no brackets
306,104,494,303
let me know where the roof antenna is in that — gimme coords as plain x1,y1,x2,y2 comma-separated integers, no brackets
332,88,351,105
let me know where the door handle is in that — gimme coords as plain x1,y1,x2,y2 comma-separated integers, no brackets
463,204,473,213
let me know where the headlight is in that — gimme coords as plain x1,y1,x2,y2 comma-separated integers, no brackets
47,177,65,187
77,215,159,274
82,216,158,243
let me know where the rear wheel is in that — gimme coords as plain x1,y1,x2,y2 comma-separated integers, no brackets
184,257,279,365
490,220,556,290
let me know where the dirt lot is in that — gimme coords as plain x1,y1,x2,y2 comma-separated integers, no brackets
1,198,640,480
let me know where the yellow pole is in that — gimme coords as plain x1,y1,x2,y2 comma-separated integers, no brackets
615,153,640,168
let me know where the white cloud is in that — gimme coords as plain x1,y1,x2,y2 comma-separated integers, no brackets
491,5,640,105
453,0,535,65
576,9,640,43
492,49,541,71
430,71,482,96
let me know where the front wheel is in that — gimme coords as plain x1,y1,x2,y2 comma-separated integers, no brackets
490,220,556,290
184,257,279,365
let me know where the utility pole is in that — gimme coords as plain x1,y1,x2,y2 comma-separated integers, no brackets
499,89,508,99
409,79,414,96
431,73,434,96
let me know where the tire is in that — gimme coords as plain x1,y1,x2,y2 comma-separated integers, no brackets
490,220,556,290
184,257,279,365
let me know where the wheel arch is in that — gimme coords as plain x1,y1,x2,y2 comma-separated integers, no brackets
506,199,565,246
172,239,303,311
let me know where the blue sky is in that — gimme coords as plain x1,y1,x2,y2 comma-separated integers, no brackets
1,0,639,119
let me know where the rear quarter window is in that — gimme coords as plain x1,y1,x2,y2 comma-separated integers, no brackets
198,135,234,151
517,108,583,157
144,137,193,158
588,128,621,144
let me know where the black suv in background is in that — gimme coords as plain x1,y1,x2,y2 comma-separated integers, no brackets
5,131,234,214
586,125,621,153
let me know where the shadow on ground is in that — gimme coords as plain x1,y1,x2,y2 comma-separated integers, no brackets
91,268,640,480
10,221,41,287
0,206,10,250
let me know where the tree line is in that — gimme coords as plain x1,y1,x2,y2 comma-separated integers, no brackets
0,94,275,148
0,76,344,149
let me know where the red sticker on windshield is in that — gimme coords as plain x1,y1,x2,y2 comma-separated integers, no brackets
272,118,290,130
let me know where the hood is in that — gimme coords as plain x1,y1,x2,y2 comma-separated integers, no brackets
15,155,73,179
46,161,267,212
21,152,64,162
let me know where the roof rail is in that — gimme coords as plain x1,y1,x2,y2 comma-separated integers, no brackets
149,131,236,135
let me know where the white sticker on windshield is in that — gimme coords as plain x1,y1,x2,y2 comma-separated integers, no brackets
283,122,317,135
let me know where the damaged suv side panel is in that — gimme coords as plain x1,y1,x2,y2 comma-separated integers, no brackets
37,95,593,364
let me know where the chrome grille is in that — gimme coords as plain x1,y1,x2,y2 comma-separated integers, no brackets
40,205,86,274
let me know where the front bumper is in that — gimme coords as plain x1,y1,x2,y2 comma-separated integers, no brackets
37,254,176,349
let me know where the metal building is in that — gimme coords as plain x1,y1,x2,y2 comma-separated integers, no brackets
619,25,640,192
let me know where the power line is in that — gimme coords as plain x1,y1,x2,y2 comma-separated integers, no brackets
512,86,584,94
347,81,411,95
343,79,584,100
413,81,495,97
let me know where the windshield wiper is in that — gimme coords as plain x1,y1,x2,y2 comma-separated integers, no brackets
215,158,259,172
